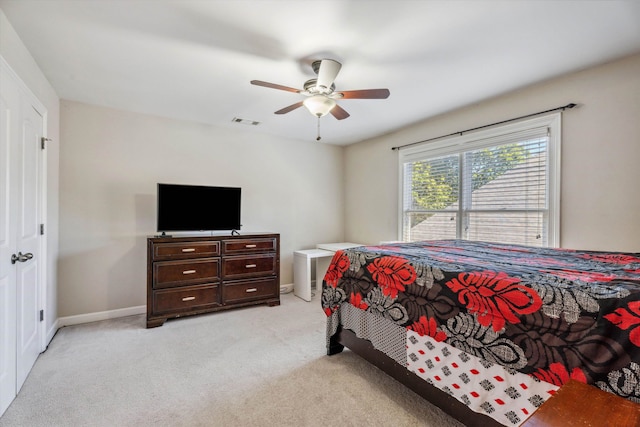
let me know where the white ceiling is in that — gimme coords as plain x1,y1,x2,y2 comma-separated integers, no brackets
2,0,640,145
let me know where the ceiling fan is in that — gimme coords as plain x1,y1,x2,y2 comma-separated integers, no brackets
250,59,390,139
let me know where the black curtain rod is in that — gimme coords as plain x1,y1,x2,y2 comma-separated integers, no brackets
391,103,577,151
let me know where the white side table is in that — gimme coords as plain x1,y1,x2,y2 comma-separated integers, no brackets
293,249,335,302
316,242,363,252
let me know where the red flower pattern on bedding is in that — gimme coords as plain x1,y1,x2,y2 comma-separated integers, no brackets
604,301,640,347
531,362,587,386
408,315,447,342
324,251,350,287
321,240,640,403
446,271,542,332
349,292,369,311
579,253,640,265
366,256,417,298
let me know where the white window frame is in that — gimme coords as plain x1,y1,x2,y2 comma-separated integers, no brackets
398,113,561,247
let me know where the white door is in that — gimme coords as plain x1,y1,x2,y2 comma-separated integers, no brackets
0,58,45,416
0,57,20,416
15,101,43,389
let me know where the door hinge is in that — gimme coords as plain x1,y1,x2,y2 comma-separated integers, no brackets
41,137,51,149
39,310,44,322
40,224,45,235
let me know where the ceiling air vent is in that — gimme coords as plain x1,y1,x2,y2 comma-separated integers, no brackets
232,117,260,126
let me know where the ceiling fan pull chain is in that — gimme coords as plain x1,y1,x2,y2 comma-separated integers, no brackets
316,117,322,141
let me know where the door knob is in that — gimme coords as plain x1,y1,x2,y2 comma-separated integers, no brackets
11,252,33,264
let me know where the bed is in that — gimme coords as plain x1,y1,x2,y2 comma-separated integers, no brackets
321,240,640,426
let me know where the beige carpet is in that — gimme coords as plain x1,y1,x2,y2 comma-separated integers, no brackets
0,292,462,426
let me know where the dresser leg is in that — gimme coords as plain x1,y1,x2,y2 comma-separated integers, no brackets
146,318,166,328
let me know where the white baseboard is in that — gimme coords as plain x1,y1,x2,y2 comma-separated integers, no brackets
57,285,296,328
45,319,59,347
58,305,146,327
280,283,293,294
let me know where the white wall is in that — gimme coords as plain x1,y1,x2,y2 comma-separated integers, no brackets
345,53,640,252
58,101,344,317
0,9,60,342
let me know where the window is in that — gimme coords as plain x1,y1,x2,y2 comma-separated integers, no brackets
399,114,560,247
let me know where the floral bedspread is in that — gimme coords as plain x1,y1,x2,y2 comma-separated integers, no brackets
321,240,640,401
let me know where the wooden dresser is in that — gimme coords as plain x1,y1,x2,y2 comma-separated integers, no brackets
146,233,280,328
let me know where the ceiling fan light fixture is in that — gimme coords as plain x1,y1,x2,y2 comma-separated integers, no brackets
303,95,336,117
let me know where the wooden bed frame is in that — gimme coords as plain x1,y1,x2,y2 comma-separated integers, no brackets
328,326,503,427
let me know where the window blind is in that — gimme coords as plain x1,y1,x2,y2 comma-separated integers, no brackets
400,115,559,247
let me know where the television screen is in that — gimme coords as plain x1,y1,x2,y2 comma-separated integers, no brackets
157,183,241,232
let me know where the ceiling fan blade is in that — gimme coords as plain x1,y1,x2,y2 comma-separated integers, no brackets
250,80,301,93
274,102,304,114
316,59,342,91
330,104,350,120
337,89,390,99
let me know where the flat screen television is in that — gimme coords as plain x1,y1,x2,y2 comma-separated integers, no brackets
157,183,241,232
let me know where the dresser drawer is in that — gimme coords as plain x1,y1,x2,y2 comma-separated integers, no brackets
153,241,220,260
223,238,276,255
153,284,219,314
223,277,278,304
222,254,276,280
153,258,220,289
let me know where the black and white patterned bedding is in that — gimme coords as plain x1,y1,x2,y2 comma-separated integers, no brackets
322,240,640,425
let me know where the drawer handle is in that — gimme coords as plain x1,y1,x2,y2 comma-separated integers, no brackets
182,296,196,301
182,248,196,252
246,288,258,293
182,270,197,275
245,244,257,248
245,264,257,268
